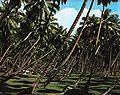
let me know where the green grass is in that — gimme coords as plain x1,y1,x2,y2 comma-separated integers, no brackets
0,74,120,95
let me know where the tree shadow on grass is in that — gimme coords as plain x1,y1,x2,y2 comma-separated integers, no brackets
37,89,61,93
0,83,22,94
8,84,29,88
14,80,34,84
0,92,12,95
110,85,120,95
66,77,78,80
18,74,30,78
111,90,120,95
0,82,32,95
59,80,74,84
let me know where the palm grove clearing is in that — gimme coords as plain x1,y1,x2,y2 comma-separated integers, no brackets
0,0,120,95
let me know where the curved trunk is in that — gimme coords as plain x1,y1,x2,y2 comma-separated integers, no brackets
62,0,94,67
43,0,94,88
63,0,88,44
96,5,105,46
48,0,89,73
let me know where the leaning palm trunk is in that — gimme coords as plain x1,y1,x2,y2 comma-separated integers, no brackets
105,50,120,77
0,0,54,82
67,56,79,77
62,0,94,66
31,49,54,72
96,5,105,46
60,54,77,80
0,45,12,65
0,29,41,83
48,0,89,73
63,0,88,43
0,49,35,84
101,83,117,95
75,53,93,86
17,1,58,94
64,63,94,95
60,0,94,70
43,0,94,88
105,47,112,77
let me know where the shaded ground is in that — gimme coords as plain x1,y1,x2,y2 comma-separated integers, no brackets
0,74,120,95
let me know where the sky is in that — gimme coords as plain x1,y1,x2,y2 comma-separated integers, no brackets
0,0,119,31
54,0,120,31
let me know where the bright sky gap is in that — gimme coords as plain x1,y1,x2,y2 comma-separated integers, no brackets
54,0,120,31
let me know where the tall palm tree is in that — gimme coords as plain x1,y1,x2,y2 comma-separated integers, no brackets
43,0,95,88
0,0,23,56
99,9,120,76
0,0,21,21
0,0,66,84
75,9,120,77
63,0,88,44
97,0,118,6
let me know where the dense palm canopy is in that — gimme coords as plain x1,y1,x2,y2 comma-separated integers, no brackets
0,0,120,94
98,0,118,6
75,9,120,75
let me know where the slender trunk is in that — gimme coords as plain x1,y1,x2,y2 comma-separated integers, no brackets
84,66,93,89
101,84,116,95
47,0,88,72
0,45,12,65
41,0,94,88
61,54,77,80
75,53,93,86
96,5,105,46
61,0,95,72
105,46,112,77
63,0,88,43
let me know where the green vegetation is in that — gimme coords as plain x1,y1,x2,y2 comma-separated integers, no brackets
0,74,120,95
0,0,120,95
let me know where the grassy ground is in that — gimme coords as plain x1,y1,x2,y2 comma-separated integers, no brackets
0,74,120,95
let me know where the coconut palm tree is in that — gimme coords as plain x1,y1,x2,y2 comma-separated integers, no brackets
97,0,118,6
0,0,67,84
43,0,95,89
0,0,22,55
75,9,120,77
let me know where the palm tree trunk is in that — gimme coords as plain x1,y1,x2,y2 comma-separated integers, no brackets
0,45,12,65
49,0,88,65
63,0,88,43
61,54,77,80
43,0,94,88
62,0,95,68
101,84,116,95
84,65,93,89
96,5,105,46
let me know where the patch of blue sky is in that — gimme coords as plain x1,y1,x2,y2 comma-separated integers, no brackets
55,0,120,32
60,0,120,15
